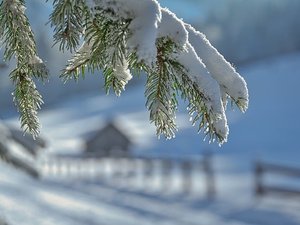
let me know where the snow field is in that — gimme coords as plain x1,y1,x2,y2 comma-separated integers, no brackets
2,52,300,225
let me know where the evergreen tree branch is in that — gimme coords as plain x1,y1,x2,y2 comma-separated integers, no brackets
145,38,178,139
167,58,226,143
62,10,132,96
61,42,91,82
10,68,43,138
0,1,248,145
148,38,226,143
175,69,225,143
49,0,90,52
149,38,225,143
0,0,36,61
0,0,48,138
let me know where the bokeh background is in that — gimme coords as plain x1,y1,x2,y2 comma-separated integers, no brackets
0,0,300,224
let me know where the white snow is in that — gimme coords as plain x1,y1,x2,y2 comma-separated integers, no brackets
28,55,43,66
173,42,228,142
2,52,300,225
1,1,299,224
185,24,248,112
157,8,188,47
65,42,92,73
82,0,248,142
90,0,162,66
125,0,161,66
114,58,132,91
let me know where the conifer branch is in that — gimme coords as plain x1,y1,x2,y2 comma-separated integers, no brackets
0,0,48,138
49,0,90,52
145,39,178,139
231,96,248,113
175,70,225,143
10,69,43,138
62,10,132,96
0,1,248,145
147,38,226,143
165,56,226,143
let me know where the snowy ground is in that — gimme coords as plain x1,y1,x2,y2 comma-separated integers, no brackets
1,52,300,224
1,162,300,225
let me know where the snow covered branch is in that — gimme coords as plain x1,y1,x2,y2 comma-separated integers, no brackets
0,0,48,138
0,0,248,145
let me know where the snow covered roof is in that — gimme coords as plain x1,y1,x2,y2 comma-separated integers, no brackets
85,121,132,156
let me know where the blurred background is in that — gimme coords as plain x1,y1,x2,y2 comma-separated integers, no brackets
1,0,300,224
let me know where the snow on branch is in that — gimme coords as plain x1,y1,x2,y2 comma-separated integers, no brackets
185,24,249,112
0,0,249,145
0,0,48,138
59,0,249,144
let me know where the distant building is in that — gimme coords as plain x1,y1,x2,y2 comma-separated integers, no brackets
85,122,132,157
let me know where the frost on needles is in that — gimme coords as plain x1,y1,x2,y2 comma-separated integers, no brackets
0,0,48,138
0,0,249,145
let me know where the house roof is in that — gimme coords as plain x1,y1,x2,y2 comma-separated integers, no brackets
86,121,132,148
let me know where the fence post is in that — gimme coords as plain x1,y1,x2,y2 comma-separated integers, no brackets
86,158,95,180
64,159,71,177
161,159,173,193
181,160,192,194
203,151,216,198
255,161,264,196
127,157,138,187
110,157,120,179
118,157,133,186
142,158,154,188
51,157,58,176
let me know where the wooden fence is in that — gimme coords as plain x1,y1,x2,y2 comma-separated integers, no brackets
39,153,216,198
255,160,300,196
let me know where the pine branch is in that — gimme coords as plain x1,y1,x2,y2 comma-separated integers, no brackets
61,42,91,82
0,0,36,61
166,59,225,143
128,52,149,76
179,73,225,143
145,67,177,139
144,38,225,143
0,0,48,138
156,41,226,143
49,0,91,52
52,3,242,144
231,96,248,113
62,10,132,96
145,39,180,139
10,68,43,137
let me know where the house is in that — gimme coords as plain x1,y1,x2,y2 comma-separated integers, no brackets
85,122,132,157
